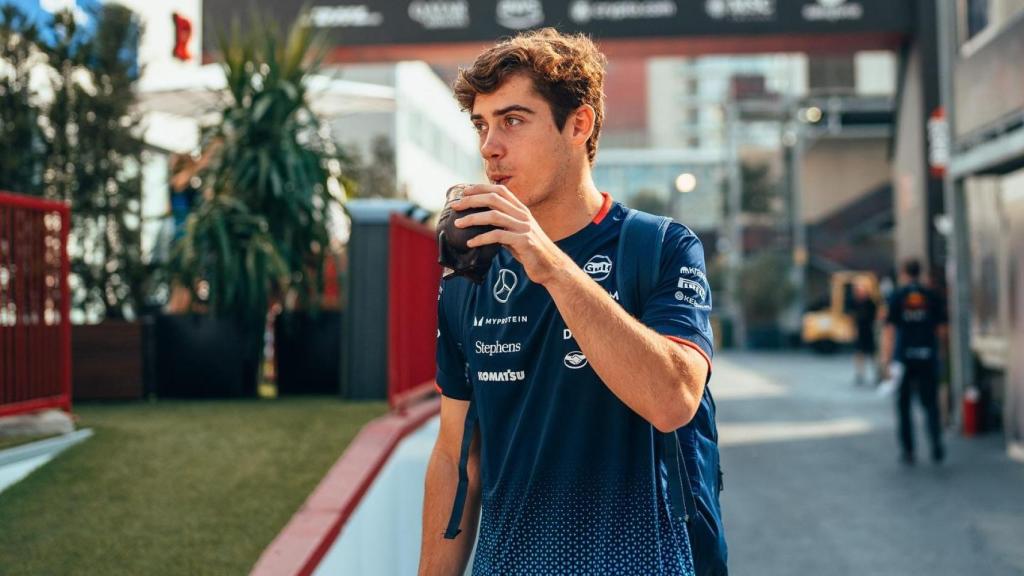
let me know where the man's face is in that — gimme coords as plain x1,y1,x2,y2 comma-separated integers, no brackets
470,74,574,208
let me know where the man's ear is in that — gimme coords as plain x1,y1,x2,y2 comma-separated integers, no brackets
568,104,596,147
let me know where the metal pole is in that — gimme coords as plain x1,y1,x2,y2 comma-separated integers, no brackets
725,101,746,349
936,0,974,418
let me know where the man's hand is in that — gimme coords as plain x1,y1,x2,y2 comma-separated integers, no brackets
452,184,570,285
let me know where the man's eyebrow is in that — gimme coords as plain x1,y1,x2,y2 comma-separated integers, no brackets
470,104,536,121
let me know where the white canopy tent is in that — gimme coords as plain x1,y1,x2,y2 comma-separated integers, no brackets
136,63,396,153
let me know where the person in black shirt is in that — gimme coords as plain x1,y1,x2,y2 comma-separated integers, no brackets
880,260,948,465
848,277,879,386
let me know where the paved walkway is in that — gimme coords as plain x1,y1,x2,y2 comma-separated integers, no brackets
715,352,1024,576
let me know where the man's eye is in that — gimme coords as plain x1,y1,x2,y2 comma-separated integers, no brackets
473,123,487,134
505,117,522,127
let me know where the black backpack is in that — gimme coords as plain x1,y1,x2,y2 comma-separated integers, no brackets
617,209,728,576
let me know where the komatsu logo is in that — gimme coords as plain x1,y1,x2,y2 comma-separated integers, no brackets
477,370,526,382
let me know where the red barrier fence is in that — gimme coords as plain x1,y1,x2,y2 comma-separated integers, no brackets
387,214,441,410
0,191,72,419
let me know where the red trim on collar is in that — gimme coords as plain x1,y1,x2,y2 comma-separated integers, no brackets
592,192,613,225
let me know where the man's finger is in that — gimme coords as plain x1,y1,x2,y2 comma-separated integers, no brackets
455,192,527,220
455,209,528,232
467,228,517,248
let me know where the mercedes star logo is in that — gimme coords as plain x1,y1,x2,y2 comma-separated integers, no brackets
493,268,518,303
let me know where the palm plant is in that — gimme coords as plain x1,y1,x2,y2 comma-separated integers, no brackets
170,16,344,392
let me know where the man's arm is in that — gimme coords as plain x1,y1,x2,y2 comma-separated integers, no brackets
454,185,707,432
419,396,481,576
544,263,707,431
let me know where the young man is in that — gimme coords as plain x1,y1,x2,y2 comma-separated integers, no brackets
420,29,714,575
880,259,948,465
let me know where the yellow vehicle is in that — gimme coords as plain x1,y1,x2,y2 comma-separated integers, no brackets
802,271,881,353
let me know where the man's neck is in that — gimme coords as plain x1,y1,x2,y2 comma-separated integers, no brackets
530,171,605,242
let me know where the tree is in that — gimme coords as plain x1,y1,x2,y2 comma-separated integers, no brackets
0,5,147,321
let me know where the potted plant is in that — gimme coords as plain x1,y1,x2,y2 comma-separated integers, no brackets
163,16,345,397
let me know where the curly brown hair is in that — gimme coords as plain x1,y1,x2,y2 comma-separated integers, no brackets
453,28,607,165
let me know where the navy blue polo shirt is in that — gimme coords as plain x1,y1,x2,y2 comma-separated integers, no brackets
436,195,713,575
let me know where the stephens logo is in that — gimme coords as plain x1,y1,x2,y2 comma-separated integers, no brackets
583,255,613,281
478,370,526,382
564,351,589,369
496,0,544,29
475,340,522,356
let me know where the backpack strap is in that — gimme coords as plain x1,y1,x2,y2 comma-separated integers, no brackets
440,276,478,540
616,209,698,528
616,209,671,317
444,397,478,539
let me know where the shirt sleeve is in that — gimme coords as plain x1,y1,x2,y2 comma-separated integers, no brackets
435,277,472,401
639,223,714,367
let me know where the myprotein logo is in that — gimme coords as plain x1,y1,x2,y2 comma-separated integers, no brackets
569,0,677,23
307,5,383,28
475,340,522,356
478,369,526,382
801,0,863,22
564,351,589,369
474,315,528,327
408,0,469,29
583,255,613,281
496,0,544,29
705,0,776,21
493,268,518,303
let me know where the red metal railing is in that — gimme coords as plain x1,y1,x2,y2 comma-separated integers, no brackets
0,191,72,418
387,213,441,410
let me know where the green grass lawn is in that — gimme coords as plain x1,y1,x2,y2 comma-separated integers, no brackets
0,398,387,575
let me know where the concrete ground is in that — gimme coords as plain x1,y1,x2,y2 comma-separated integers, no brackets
714,352,1024,576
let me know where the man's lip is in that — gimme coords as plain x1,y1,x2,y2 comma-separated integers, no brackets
489,175,511,185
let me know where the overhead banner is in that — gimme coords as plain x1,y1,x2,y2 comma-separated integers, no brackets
202,0,912,51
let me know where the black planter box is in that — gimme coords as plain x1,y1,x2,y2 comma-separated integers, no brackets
153,314,259,398
275,311,343,395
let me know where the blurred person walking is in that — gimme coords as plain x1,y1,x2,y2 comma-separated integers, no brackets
880,259,948,465
848,277,880,386
420,29,725,576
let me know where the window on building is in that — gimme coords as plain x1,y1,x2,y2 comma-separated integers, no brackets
807,56,855,95
959,0,1024,46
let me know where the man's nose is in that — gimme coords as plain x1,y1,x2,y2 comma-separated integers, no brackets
480,129,504,160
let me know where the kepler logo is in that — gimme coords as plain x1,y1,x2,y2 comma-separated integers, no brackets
564,351,589,369
801,0,863,22
496,0,544,29
583,255,613,281
408,0,469,29
478,370,526,382
475,340,522,356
